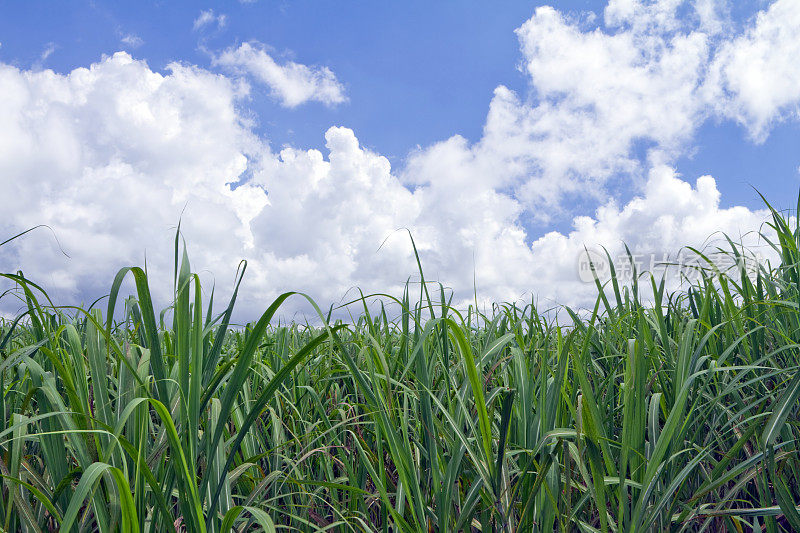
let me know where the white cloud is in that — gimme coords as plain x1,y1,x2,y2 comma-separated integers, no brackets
1,1,798,320
121,34,144,48
402,2,715,218
214,42,347,108
706,0,800,141
403,0,800,220
0,50,772,319
40,43,56,62
193,9,227,32
0,52,266,309
34,43,57,68
528,166,774,307
0,53,396,316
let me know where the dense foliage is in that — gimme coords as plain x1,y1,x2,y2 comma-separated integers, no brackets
1,198,800,532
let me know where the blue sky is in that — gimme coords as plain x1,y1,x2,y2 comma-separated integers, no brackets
1,0,799,317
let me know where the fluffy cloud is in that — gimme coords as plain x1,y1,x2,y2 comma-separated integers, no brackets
0,52,266,309
214,43,347,108
1,1,798,321
403,0,800,218
0,52,403,317
403,2,715,215
529,166,774,308
706,0,800,141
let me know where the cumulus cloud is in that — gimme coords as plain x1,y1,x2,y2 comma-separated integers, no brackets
0,52,266,309
213,42,347,108
402,0,799,218
0,53,396,317
402,2,715,214
706,0,800,141
1,1,798,320
529,166,774,308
